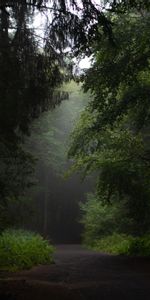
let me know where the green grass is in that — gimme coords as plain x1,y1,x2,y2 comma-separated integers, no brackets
0,229,55,271
87,233,150,256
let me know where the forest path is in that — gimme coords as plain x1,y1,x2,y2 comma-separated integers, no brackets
0,244,150,299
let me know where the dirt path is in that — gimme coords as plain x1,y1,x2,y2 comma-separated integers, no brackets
0,244,150,299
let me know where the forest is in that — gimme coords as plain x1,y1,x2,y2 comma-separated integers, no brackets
0,0,150,272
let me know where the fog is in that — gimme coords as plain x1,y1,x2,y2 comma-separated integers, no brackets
25,81,94,243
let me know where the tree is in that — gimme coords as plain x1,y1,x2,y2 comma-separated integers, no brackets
0,1,70,225
68,13,150,234
1,0,149,229
0,1,113,56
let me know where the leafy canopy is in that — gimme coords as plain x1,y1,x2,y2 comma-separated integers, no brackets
1,0,150,226
68,13,150,232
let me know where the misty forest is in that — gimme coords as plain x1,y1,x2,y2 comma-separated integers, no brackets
0,1,150,299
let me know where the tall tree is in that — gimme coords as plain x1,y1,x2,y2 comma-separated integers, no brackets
68,14,150,234
1,0,149,228
0,1,69,222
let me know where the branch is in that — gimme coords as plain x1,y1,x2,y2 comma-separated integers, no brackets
0,2,72,14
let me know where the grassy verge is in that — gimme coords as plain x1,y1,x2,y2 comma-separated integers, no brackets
87,233,150,256
0,229,55,271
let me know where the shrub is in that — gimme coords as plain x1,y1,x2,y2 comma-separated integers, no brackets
80,193,136,246
80,194,120,245
89,233,150,256
128,235,150,256
0,229,54,271
91,233,132,255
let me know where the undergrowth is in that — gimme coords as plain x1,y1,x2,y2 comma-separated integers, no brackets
87,233,150,256
0,229,54,271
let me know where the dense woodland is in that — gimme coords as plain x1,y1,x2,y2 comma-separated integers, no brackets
0,0,150,269
69,9,150,252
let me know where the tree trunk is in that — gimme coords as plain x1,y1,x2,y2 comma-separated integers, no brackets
43,171,49,237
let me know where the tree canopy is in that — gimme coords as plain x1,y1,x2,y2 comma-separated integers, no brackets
68,12,150,234
1,0,150,231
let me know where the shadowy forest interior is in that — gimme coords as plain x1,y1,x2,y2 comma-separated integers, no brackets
0,0,150,272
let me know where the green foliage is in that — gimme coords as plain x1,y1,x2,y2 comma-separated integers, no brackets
0,142,35,198
80,194,120,244
80,192,150,256
90,234,150,256
69,118,150,232
2,0,149,232
1,0,145,60
82,16,150,131
91,234,132,255
0,196,35,232
127,236,150,256
1,1,150,234
0,18,64,138
108,1,150,12
0,229,54,271
0,2,70,217
68,13,150,236
80,193,144,242
0,140,36,230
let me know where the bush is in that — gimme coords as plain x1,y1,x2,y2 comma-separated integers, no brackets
80,193,137,246
89,233,150,256
80,194,120,245
128,235,150,256
91,233,132,255
0,229,55,271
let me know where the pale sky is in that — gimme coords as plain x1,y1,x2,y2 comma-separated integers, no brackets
78,57,91,69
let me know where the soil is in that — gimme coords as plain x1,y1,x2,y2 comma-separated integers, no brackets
0,244,150,300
